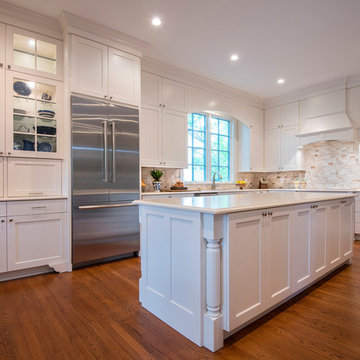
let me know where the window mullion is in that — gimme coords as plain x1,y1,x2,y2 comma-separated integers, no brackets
206,115,211,182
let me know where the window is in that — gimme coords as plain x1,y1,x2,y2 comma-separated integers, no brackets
184,113,232,182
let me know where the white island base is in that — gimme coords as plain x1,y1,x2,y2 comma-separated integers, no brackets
137,193,355,352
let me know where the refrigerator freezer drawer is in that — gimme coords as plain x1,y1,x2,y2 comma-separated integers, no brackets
72,203,139,267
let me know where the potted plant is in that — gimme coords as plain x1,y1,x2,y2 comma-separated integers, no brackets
150,169,164,192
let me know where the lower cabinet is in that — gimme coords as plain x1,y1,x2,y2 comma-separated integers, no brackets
2,199,67,274
225,198,354,332
0,216,6,273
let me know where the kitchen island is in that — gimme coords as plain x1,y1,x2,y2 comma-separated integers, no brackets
135,192,355,352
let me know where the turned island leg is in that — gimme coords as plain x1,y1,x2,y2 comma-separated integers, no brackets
203,213,224,352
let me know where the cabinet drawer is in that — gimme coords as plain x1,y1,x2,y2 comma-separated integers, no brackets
7,158,62,197
0,203,5,216
7,199,67,216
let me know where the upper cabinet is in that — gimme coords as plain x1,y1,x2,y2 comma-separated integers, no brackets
6,26,63,81
71,35,140,106
5,71,63,159
0,25,5,157
264,102,302,171
141,71,187,112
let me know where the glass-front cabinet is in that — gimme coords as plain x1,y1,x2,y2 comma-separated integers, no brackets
6,71,63,159
6,26,62,80
0,24,5,156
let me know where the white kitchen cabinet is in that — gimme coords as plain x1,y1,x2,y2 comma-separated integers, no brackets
266,208,292,306
141,71,187,112
246,106,264,131
7,158,62,197
0,23,5,67
71,35,140,106
6,26,62,81
140,105,188,168
292,204,311,291
237,124,263,172
310,203,327,279
0,68,4,156
326,201,341,269
227,210,266,330
162,109,187,167
340,199,353,259
0,157,3,198
71,36,107,99
5,71,63,159
264,102,301,171
264,128,281,171
7,212,66,271
0,215,6,273
108,47,140,106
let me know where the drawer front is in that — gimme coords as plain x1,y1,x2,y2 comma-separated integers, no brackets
0,203,5,217
7,199,67,216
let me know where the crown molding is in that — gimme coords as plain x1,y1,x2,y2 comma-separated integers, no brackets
59,11,148,57
263,76,360,109
142,57,264,109
0,0,62,39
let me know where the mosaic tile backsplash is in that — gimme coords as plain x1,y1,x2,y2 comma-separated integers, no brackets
142,140,360,191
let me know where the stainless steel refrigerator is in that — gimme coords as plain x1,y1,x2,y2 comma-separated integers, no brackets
71,95,140,268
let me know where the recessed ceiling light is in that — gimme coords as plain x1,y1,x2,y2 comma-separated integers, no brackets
230,54,239,61
152,17,162,26
277,78,285,84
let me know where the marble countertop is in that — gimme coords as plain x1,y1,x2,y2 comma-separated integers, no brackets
141,188,360,196
135,192,356,214
0,196,68,202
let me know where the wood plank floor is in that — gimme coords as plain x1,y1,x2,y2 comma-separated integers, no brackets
1,243,360,360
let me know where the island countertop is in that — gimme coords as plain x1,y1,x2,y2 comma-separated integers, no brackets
134,191,356,214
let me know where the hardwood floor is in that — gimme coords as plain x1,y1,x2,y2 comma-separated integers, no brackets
1,243,360,360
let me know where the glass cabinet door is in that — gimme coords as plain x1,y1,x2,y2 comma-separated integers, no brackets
6,26,63,81
6,71,63,159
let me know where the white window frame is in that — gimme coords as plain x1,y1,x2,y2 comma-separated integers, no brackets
184,112,234,184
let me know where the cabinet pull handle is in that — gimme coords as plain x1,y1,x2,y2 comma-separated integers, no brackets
341,200,346,204
31,206,47,209
110,96,113,100
103,121,108,183
0,151,3,155
111,121,116,183
311,204,318,209
7,65,11,69
7,152,11,155
262,211,267,216
104,95,107,99
268,211,273,216
9,219,13,222
0,63,3,68
77,203,135,210
1,219,4,223
29,192,43,196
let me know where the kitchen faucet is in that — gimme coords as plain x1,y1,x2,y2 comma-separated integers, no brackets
211,171,223,190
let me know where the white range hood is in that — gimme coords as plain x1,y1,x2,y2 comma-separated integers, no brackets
297,89,357,146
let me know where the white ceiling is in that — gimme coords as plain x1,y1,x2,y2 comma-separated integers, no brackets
6,0,360,99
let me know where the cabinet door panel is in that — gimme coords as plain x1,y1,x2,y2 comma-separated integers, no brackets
0,68,4,156
292,207,311,291
7,213,66,271
162,79,187,112
0,217,6,273
71,36,107,98
311,206,327,278
162,109,187,168
108,48,140,106
250,129,263,171
267,210,292,305
327,203,341,268
265,107,280,130
226,212,265,331
0,23,5,66
341,201,353,258
6,26,63,81
247,106,263,131
280,102,299,128
141,72,161,107
0,157,3,198
264,128,281,171
140,105,162,166
281,125,299,170
7,158,62,197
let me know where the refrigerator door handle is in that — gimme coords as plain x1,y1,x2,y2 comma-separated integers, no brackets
111,121,116,183
103,121,108,183
76,203,136,210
